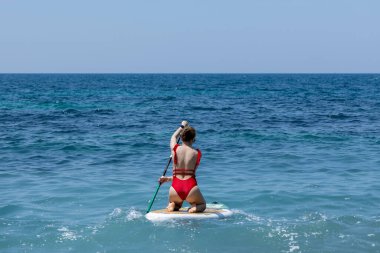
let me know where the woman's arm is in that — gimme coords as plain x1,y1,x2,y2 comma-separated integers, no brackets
170,120,189,149
158,176,173,184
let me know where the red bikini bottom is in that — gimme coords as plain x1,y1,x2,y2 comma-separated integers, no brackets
172,176,198,200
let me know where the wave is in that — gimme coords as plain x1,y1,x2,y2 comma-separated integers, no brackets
108,207,144,222
91,108,116,115
188,106,218,111
63,108,81,114
0,204,21,216
328,113,352,120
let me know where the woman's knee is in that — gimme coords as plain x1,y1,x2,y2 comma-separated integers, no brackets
197,203,206,212
187,188,205,202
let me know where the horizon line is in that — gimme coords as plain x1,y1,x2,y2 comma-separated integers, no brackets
1,72,380,75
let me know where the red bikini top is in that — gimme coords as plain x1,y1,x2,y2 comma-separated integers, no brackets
172,144,202,176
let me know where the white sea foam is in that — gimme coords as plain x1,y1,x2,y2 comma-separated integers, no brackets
109,207,123,218
126,208,143,221
289,245,300,252
301,212,327,222
57,227,78,241
231,209,261,222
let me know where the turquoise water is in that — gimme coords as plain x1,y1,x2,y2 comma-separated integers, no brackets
1,74,380,252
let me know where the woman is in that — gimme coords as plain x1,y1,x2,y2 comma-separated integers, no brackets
159,121,206,213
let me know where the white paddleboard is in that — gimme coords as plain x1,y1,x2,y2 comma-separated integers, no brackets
145,203,233,221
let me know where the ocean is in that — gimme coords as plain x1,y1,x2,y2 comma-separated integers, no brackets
0,74,379,252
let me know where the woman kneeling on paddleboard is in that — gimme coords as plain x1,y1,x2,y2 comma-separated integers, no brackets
159,121,206,213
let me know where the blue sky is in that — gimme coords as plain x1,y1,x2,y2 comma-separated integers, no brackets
0,0,379,73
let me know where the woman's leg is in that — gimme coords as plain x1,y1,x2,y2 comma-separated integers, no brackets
167,186,183,211
186,186,206,213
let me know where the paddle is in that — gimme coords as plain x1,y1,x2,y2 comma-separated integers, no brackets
146,137,180,213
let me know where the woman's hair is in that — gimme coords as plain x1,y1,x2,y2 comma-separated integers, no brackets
181,126,196,142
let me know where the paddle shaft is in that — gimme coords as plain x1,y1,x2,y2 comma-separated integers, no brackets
146,137,180,213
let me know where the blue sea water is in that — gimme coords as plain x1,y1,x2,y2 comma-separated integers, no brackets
0,74,380,253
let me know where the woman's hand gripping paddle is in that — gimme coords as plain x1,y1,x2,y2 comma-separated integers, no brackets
146,137,180,213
